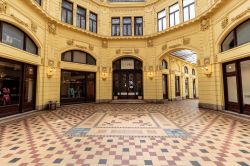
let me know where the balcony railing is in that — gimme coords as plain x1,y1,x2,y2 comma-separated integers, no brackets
108,0,145,2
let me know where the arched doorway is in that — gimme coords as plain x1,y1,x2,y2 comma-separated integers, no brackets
113,57,143,100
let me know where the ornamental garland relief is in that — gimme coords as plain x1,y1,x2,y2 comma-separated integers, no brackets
200,18,210,31
48,21,57,34
221,16,229,29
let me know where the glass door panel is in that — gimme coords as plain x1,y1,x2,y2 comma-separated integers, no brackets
120,73,127,98
240,60,250,115
128,73,135,99
162,74,168,99
86,73,95,102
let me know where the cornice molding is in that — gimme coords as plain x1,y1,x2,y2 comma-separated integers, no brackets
25,0,225,41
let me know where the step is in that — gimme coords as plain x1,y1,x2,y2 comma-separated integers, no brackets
111,100,146,104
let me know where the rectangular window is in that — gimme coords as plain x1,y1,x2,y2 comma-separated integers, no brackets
183,0,195,22
89,12,97,33
34,0,42,5
134,17,143,36
169,3,180,27
123,17,132,36
77,6,86,29
61,0,73,24
111,17,120,36
157,10,166,32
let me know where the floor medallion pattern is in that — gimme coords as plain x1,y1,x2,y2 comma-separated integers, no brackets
67,111,187,138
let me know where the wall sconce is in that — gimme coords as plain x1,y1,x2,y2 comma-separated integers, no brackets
201,65,212,77
101,67,108,80
47,67,57,78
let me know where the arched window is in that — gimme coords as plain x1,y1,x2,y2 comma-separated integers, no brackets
162,60,168,69
61,50,96,65
0,21,38,54
192,69,195,75
221,19,250,52
184,66,188,74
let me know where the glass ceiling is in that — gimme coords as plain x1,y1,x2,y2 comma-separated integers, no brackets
170,50,197,64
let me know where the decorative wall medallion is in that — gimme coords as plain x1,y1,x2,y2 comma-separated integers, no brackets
221,16,228,29
10,14,28,27
0,0,7,13
147,39,153,47
48,21,56,34
102,40,108,48
89,44,94,51
31,21,37,33
116,49,121,54
66,39,74,46
204,57,210,65
48,59,54,67
200,18,209,31
183,38,190,45
162,44,167,51
75,44,87,49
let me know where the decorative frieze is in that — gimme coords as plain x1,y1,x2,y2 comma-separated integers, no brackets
0,0,7,13
231,8,250,22
31,21,38,33
66,39,74,46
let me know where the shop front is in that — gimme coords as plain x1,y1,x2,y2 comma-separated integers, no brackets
0,58,36,117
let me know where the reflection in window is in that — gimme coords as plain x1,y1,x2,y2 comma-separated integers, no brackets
169,3,180,27
89,12,97,33
1,22,38,54
158,10,166,32
77,6,86,29
61,0,73,24
135,17,143,36
112,18,120,36
183,0,195,22
123,17,132,36
221,19,250,52
61,50,96,65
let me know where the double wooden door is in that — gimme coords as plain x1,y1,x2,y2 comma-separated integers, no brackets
223,58,250,115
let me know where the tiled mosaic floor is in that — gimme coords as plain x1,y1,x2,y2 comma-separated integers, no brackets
0,100,250,166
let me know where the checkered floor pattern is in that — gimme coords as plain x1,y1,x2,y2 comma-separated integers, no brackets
0,100,250,166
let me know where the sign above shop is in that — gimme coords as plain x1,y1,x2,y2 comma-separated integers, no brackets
121,59,134,70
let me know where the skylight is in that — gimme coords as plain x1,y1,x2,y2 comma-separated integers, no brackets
170,50,197,64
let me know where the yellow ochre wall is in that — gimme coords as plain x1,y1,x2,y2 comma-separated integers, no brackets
0,0,249,110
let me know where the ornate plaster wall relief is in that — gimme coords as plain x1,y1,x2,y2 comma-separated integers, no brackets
31,21,38,33
162,44,167,51
200,18,210,31
102,40,108,48
134,48,139,54
48,21,57,35
183,38,190,45
116,49,121,55
122,48,133,54
204,57,210,65
89,44,94,51
147,38,153,47
75,44,87,49
231,8,250,22
167,38,182,49
221,16,228,29
0,0,7,13
10,14,28,27
66,39,74,46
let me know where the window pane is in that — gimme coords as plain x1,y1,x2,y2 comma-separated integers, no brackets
163,18,167,30
158,10,166,19
189,4,195,19
26,37,37,54
226,63,236,73
183,0,194,6
158,21,163,31
241,60,250,105
236,20,250,45
73,51,86,64
170,3,179,13
77,7,86,15
112,18,120,24
62,0,72,10
227,76,238,102
62,51,72,62
170,14,175,27
183,7,189,21
90,13,97,20
175,11,180,24
136,17,142,24
222,31,235,51
87,55,96,65
2,23,24,50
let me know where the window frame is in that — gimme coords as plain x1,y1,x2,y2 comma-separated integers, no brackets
169,2,179,27
111,17,120,36
183,0,195,22
157,9,167,32
89,11,97,33
221,19,250,52
34,0,42,6
162,60,168,69
0,21,38,55
61,50,96,65
123,17,132,36
184,66,189,74
61,0,73,25
134,16,143,36
76,5,86,29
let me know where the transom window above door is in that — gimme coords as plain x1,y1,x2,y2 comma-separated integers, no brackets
61,50,96,65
